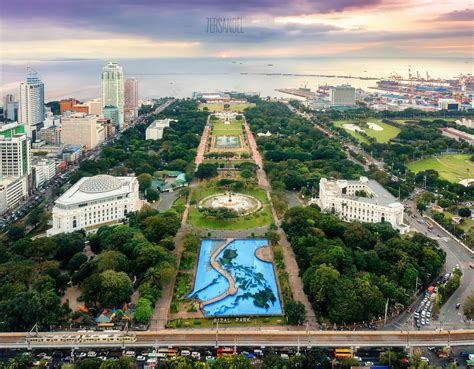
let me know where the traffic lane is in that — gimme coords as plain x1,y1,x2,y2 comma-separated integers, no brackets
408,218,473,326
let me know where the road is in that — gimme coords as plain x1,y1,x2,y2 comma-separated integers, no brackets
0,330,473,349
403,200,474,329
285,104,384,171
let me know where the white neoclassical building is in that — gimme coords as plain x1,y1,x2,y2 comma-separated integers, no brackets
317,177,409,234
47,175,142,236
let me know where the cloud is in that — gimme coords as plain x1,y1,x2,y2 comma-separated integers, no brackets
437,8,474,21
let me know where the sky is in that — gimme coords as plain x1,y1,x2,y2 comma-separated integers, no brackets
0,0,473,61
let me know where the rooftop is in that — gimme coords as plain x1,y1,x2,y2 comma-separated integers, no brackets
55,175,136,206
322,177,402,208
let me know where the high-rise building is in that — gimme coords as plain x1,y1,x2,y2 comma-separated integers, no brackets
61,113,104,149
0,176,28,214
38,125,62,145
19,69,45,140
6,101,19,122
3,94,14,121
103,106,120,128
102,62,124,129
329,85,356,106
60,98,89,115
125,78,139,109
0,122,31,177
87,98,103,116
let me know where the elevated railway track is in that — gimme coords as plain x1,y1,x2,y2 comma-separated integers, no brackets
0,329,473,349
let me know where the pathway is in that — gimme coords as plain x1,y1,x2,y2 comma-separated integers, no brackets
195,116,211,166
202,238,237,307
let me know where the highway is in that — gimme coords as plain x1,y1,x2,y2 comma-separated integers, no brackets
404,200,474,329
0,330,473,349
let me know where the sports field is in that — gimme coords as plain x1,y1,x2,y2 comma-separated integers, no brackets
334,119,400,143
199,103,255,112
406,154,474,183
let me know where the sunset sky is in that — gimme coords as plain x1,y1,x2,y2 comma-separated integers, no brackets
0,0,473,60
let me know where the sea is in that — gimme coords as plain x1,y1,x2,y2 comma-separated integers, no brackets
0,57,472,101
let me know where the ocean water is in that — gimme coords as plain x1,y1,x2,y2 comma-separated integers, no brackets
1,57,472,101
188,239,282,317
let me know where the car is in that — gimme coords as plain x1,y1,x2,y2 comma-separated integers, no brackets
426,312,431,318
78,352,87,358
354,356,362,362
136,356,146,362
205,356,215,362
281,354,289,360
421,357,430,363
191,352,201,360
456,303,461,309
87,351,97,358
254,350,263,357
364,362,374,367
428,347,436,351
180,350,190,357
124,351,135,358
421,318,426,325
98,356,107,361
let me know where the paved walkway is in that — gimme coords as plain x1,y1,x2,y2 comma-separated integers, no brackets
202,238,237,307
195,116,211,166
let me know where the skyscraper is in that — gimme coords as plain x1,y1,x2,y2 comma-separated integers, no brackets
0,122,31,177
102,62,124,130
125,78,139,109
3,94,14,121
19,69,45,140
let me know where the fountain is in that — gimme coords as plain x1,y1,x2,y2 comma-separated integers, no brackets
198,192,262,216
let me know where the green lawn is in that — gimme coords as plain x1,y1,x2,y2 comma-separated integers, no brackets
199,103,255,112
334,120,369,144
212,129,242,136
188,185,272,230
407,154,474,183
334,119,400,143
213,121,242,130
167,315,284,328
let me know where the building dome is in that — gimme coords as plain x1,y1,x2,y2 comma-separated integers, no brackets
79,175,122,193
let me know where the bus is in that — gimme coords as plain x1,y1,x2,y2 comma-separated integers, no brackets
217,347,235,357
334,348,353,359
158,348,178,359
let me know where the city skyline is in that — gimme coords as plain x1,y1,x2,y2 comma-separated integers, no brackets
0,0,472,61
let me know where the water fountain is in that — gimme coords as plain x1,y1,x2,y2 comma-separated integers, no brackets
198,192,262,216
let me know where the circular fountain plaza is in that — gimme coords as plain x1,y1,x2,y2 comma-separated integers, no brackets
198,192,262,216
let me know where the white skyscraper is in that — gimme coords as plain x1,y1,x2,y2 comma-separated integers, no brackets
102,62,124,129
19,69,45,140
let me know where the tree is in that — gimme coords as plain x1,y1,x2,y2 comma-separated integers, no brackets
379,350,399,366
8,224,25,242
240,169,253,179
285,300,306,325
143,213,180,243
82,270,133,308
26,207,44,227
464,293,474,320
416,202,427,213
195,163,218,179
67,252,88,271
137,173,153,191
75,359,101,369
135,297,153,324
211,355,252,369
145,188,160,202
95,250,129,273
458,207,471,218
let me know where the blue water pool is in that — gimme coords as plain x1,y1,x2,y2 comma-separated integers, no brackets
187,239,282,317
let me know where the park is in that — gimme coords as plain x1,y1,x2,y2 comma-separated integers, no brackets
334,119,400,143
407,154,474,183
